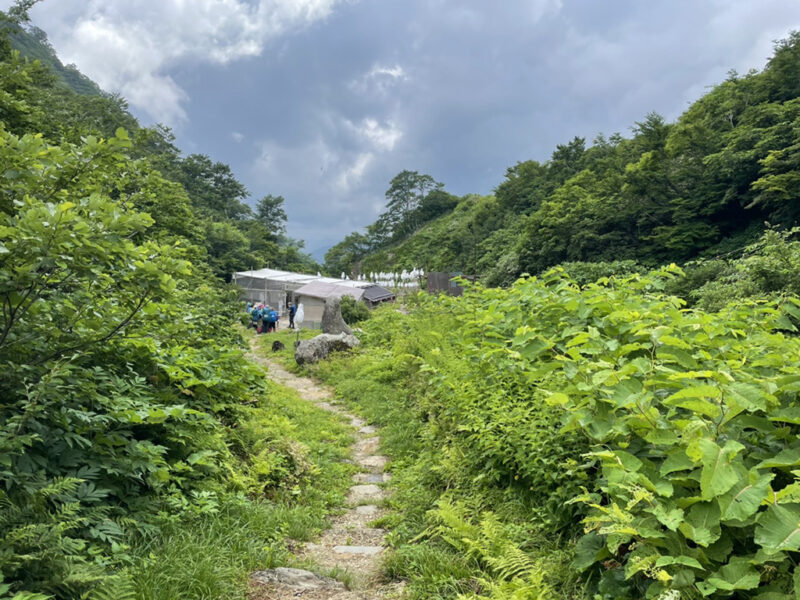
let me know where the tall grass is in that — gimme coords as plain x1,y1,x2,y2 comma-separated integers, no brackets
131,352,355,600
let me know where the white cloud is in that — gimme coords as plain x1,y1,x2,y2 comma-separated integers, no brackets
348,118,403,151
368,65,406,79
349,63,408,95
232,131,245,142
335,152,374,192
26,0,345,124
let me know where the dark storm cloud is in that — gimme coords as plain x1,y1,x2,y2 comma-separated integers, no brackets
13,0,800,256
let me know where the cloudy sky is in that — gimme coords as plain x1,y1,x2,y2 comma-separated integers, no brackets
9,0,800,257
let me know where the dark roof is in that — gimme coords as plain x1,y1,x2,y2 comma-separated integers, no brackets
362,285,395,302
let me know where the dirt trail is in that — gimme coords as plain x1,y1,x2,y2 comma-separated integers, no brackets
247,346,400,600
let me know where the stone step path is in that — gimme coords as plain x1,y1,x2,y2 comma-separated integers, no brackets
246,347,400,600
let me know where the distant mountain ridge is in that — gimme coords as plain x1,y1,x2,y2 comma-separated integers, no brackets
6,23,101,95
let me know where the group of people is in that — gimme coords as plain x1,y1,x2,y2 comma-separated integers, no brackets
246,301,298,333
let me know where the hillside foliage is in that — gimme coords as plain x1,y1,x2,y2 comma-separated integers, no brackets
313,267,800,599
0,9,337,599
326,32,800,288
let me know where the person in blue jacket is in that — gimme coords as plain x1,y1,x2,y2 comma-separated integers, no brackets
266,306,279,333
250,304,262,331
288,302,296,329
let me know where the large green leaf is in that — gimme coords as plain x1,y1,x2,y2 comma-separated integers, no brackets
573,531,608,571
757,448,800,470
706,557,761,592
679,502,722,547
719,471,774,523
755,503,800,553
698,439,744,500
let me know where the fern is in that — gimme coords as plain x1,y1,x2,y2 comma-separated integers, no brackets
82,574,135,600
428,500,558,600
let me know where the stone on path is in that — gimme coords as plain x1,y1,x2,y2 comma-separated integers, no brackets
348,484,384,504
359,455,388,470
359,425,377,434
333,545,383,556
250,567,345,590
354,437,380,455
356,505,379,515
353,473,386,484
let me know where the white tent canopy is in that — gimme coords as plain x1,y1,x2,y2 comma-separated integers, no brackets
232,268,375,315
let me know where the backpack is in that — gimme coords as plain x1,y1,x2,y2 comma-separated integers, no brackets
268,309,278,323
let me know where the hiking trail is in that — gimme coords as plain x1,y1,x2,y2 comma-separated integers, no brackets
247,343,400,600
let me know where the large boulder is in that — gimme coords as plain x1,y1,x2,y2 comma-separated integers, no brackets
321,296,352,335
295,332,360,365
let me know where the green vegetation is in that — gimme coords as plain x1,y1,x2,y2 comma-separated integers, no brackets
0,7,345,599
340,295,371,325
325,32,800,288
7,3,800,600
309,269,800,599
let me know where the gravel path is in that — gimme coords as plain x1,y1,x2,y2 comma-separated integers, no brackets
247,348,401,600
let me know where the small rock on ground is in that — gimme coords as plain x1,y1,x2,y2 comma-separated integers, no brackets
250,567,345,590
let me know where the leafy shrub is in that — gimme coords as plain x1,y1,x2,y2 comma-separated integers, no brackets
340,295,371,324
315,267,800,599
0,127,309,597
689,228,800,310
557,260,646,286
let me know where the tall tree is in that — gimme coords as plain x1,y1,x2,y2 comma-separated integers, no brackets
379,170,444,242
255,194,288,234
176,154,251,221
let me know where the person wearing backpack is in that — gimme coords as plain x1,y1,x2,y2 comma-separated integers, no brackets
266,307,279,333
288,302,296,329
250,304,261,331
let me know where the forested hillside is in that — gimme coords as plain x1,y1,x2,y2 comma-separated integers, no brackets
326,32,800,288
1,14,318,280
0,8,335,599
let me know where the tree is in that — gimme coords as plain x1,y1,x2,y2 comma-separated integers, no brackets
378,170,444,243
255,194,288,234
176,154,251,221
324,232,371,277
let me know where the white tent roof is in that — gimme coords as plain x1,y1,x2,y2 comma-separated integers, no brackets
233,268,372,289
293,281,365,301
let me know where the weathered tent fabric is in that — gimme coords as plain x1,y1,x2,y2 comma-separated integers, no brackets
293,282,365,301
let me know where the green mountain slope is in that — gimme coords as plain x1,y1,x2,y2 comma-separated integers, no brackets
328,31,800,288
7,23,101,95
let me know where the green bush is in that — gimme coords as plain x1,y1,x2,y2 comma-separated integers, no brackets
0,127,340,598
340,295,371,324
313,268,800,599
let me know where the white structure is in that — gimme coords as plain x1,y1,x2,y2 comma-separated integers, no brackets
232,268,394,327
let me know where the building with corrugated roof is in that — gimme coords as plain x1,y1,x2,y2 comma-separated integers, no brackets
232,268,394,328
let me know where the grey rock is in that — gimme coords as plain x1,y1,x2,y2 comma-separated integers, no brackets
355,504,379,515
333,545,383,555
295,332,360,365
322,296,352,335
353,473,385,484
359,455,388,470
347,484,384,505
250,567,345,590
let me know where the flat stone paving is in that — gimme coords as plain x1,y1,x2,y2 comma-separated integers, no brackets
246,347,399,600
